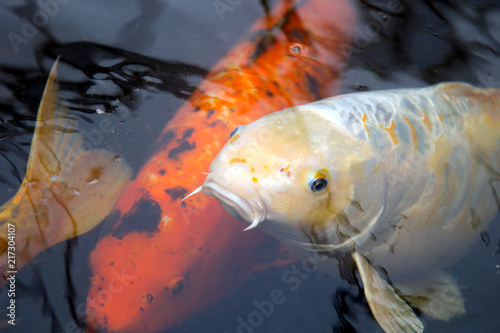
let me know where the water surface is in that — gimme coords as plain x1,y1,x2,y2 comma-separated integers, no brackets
0,1,499,332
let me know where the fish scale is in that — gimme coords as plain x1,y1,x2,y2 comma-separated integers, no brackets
312,83,500,155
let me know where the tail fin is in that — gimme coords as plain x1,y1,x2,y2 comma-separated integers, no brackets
0,58,132,279
25,57,133,239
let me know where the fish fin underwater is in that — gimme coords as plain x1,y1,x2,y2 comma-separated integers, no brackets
352,252,424,333
0,58,132,285
396,271,465,321
353,252,466,333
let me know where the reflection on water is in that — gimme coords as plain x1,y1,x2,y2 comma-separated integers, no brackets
0,0,499,332
0,41,209,178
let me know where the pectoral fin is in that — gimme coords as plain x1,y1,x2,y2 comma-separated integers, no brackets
352,252,424,333
396,271,465,321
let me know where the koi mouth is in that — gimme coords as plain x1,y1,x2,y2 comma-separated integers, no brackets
201,182,264,231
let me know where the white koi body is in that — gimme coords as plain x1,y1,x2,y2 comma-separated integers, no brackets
193,82,500,332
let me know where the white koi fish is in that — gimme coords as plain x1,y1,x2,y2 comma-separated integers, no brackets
187,82,500,332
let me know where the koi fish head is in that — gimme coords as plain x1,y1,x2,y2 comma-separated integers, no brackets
195,104,385,252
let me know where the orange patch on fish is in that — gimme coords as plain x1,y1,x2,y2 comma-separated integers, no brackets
361,114,371,138
403,116,418,151
230,157,247,164
380,120,399,145
421,109,432,130
229,133,240,145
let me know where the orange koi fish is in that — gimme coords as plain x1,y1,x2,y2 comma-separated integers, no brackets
0,59,132,287
86,0,355,332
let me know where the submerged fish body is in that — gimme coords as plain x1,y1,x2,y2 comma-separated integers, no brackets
199,82,500,332
0,59,132,285
86,0,355,331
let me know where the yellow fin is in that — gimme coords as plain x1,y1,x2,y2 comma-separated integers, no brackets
26,57,82,181
396,271,465,321
25,58,132,237
352,252,424,333
0,58,132,280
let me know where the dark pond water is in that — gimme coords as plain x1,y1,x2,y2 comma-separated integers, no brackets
0,0,499,332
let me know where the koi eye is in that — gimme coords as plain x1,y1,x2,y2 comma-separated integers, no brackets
309,170,328,192
229,126,241,139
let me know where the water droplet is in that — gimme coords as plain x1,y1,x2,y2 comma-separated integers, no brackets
114,155,122,162
72,189,81,195
288,43,304,55
87,178,99,185
96,108,105,114
50,175,57,181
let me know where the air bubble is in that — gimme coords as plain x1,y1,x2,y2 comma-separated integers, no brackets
289,43,304,55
